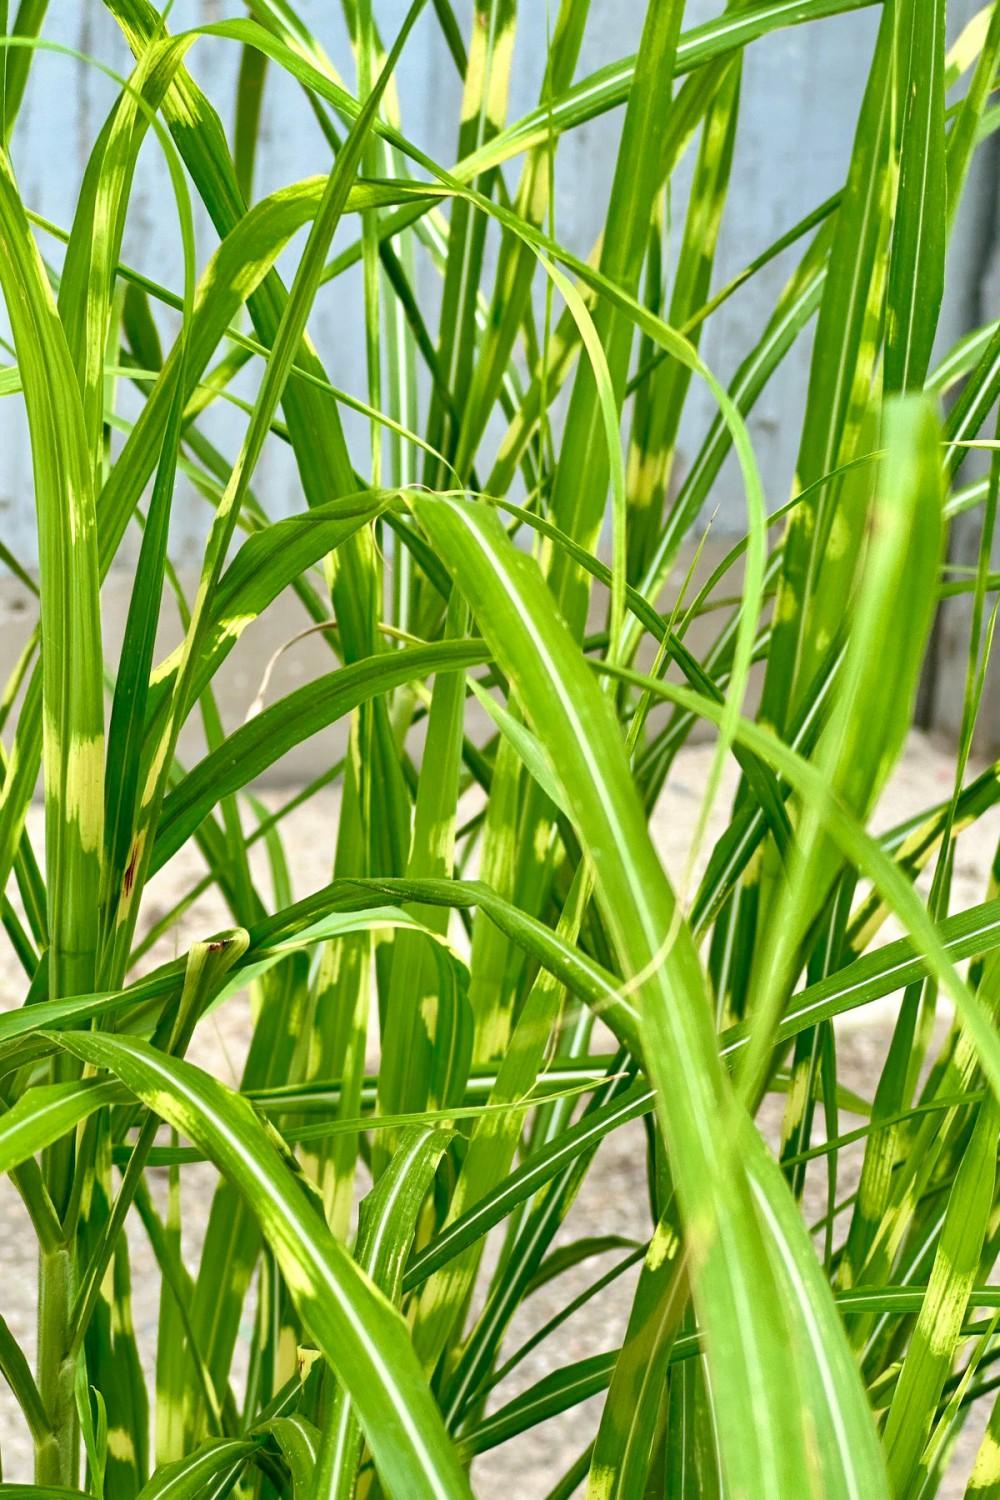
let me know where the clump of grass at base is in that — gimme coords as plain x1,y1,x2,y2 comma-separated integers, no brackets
0,1,998,1496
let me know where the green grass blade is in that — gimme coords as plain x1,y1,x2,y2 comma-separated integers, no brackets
884,0,946,393
883,1098,999,1493
48,1031,473,1500
414,493,888,1499
0,0,47,143
742,396,944,1096
318,1126,452,1495
0,148,104,1004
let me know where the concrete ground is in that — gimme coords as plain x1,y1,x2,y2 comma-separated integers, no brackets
0,732,997,1494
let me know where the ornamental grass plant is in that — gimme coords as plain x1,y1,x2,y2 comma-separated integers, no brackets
1,0,1000,1495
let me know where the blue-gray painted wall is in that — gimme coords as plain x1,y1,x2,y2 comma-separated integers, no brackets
0,0,991,570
